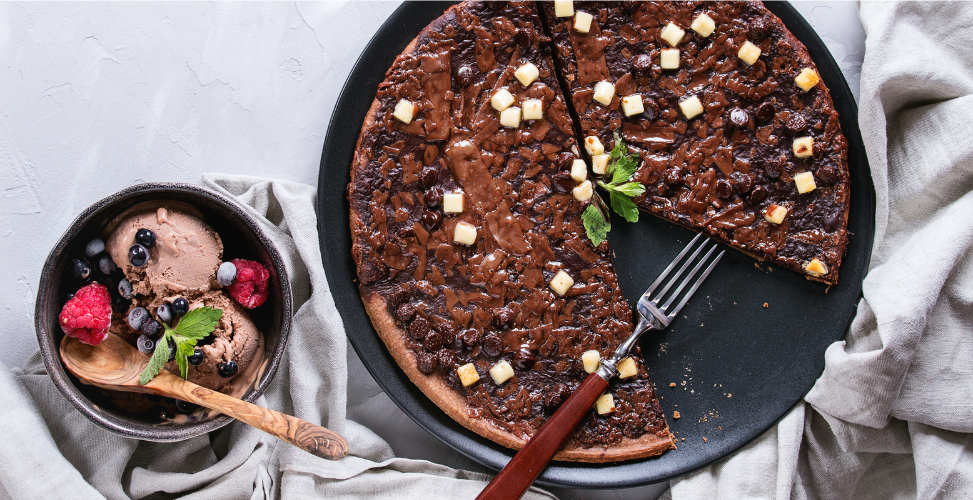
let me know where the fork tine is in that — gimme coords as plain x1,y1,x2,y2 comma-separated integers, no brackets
644,232,705,298
652,236,712,302
662,246,724,319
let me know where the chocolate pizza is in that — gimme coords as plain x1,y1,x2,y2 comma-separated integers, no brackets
348,0,851,462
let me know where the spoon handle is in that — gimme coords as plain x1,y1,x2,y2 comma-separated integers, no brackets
148,371,348,460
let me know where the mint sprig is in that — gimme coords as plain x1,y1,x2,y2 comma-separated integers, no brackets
583,131,646,245
139,306,223,385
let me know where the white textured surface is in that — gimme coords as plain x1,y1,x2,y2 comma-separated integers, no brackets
0,2,865,497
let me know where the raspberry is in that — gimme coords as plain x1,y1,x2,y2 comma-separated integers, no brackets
226,259,270,309
59,283,112,345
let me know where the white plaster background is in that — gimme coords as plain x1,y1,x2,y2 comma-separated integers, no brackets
0,2,865,497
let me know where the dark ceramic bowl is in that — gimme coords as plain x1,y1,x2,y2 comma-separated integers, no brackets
35,182,292,442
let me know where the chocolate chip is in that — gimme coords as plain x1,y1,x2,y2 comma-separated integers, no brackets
395,303,417,322
416,352,437,374
420,167,438,188
421,210,441,230
437,349,455,372
409,316,431,340
763,158,783,179
456,66,473,86
513,348,536,370
481,333,503,357
492,307,515,330
543,384,571,412
516,29,531,48
785,113,807,132
749,185,768,203
552,171,575,193
734,172,754,193
438,323,457,345
643,99,660,120
816,165,838,185
424,187,443,208
715,179,733,199
755,101,775,122
424,331,443,352
460,328,481,349
388,286,409,309
665,168,684,186
557,152,575,170
632,54,652,72
750,17,770,41
729,108,750,128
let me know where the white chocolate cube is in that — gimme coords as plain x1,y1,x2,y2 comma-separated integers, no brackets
500,106,522,128
489,360,515,385
457,363,480,386
570,159,588,182
522,99,544,120
617,357,638,379
491,88,515,111
593,80,615,106
660,48,680,69
443,192,464,213
582,350,601,373
595,393,615,414
738,40,762,66
453,221,478,245
572,180,593,201
805,258,828,276
574,11,593,33
554,0,574,17
584,136,605,155
793,171,816,194
549,270,575,296
795,68,820,92
764,204,788,224
679,95,704,119
691,13,716,37
660,22,685,47
393,99,416,124
621,95,645,117
793,136,813,158
591,154,609,175
515,62,539,87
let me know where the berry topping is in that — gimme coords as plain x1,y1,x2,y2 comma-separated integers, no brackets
58,283,112,346
136,335,156,354
156,303,173,325
226,259,270,309
117,278,133,299
187,347,204,366
129,244,149,267
167,338,176,361
171,297,189,316
135,228,156,248
98,254,118,275
217,360,239,378
216,262,237,286
70,258,91,280
141,318,161,338
128,306,149,330
84,238,106,258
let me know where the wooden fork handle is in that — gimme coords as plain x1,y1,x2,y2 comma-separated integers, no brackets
148,371,348,460
477,372,609,500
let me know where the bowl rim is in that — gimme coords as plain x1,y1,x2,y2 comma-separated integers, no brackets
34,181,293,442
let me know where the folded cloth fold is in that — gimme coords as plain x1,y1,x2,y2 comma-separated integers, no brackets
0,175,554,499
665,2,973,498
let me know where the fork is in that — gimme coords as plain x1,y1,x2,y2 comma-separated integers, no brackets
476,233,724,500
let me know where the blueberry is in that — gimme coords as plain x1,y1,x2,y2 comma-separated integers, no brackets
167,338,176,361
216,262,237,286
98,254,118,275
70,258,91,280
174,399,197,414
136,335,156,354
157,303,174,325
172,297,189,316
128,307,149,330
217,360,238,378
187,347,204,366
112,295,129,313
141,318,161,338
129,244,149,267
84,238,106,258
135,228,156,248
117,279,133,299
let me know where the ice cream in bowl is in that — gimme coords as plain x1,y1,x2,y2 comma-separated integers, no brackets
35,183,293,442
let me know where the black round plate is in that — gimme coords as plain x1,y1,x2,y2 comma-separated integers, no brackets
317,1,873,488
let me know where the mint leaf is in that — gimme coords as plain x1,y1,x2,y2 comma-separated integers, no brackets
610,192,640,223
173,307,223,340
608,131,640,184
582,203,611,246
175,340,195,379
139,332,170,385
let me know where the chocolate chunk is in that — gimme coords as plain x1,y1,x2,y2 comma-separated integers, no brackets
359,262,386,285
456,65,473,87
552,171,576,193
425,187,443,208
421,210,441,230
409,316,431,340
755,101,775,122
420,167,438,188
643,99,660,120
665,168,684,186
728,108,750,128
785,113,807,132
416,352,437,374
749,185,769,203
816,165,838,185
513,348,536,370
481,333,503,357
557,152,575,169
424,331,443,352
516,29,531,48
543,384,571,412
492,307,515,330
460,328,481,349
632,54,652,72
438,323,457,345
395,303,417,322
749,17,770,41
715,179,733,199
733,172,754,193
763,157,783,178
437,349,456,372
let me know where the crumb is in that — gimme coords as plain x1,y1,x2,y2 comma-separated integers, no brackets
673,411,681,419
670,382,676,388
703,437,708,443
681,438,685,441
727,393,732,398
763,302,769,308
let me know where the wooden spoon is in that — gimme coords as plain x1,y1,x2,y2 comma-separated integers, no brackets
60,333,348,460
